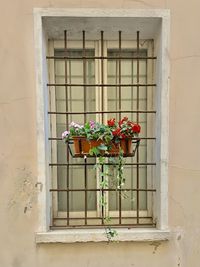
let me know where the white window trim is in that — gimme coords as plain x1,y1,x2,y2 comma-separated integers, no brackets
34,8,170,243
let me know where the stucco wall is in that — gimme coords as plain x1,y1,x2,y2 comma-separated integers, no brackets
0,1,200,267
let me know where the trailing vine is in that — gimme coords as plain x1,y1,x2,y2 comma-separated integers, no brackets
62,117,141,242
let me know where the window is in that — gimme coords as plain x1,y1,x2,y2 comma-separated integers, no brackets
48,31,156,228
34,9,170,242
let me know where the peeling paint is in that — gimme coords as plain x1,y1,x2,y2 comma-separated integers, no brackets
150,241,162,254
177,234,182,241
7,166,38,216
35,182,43,192
177,256,181,267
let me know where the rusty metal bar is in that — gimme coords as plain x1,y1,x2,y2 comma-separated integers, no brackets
64,30,70,226
131,51,134,210
49,162,156,166
83,31,88,225
49,137,156,141
50,223,156,229
53,216,153,220
118,31,122,120
136,31,140,224
101,31,104,123
100,31,105,225
50,188,156,192
118,31,122,224
47,56,157,60
47,83,156,87
48,110,156,115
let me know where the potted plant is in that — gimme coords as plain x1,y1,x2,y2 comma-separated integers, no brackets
62,117,141,241
62,117,141,157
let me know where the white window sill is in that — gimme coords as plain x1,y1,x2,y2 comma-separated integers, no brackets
35,228,170,243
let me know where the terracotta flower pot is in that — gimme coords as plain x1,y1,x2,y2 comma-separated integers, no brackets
72,137,132,156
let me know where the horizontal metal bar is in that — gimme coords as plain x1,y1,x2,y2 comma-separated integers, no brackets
48,137,156,141
48,110,156,115
50,188,156,192
49,162,156,166
47,56,157,60
50,224,156,229
53,216,153,220
47,83,156,87
49,137,156,141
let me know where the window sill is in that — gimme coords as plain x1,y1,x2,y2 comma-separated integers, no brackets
35,228,170,243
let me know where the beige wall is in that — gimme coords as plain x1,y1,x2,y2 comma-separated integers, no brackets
0,1,200,266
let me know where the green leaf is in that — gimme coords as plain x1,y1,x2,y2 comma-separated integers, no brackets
98,144,108,151
89,147,100,156
99,180,108,188
84,122,90,129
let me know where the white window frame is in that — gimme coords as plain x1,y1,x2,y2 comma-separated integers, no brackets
34,8,170,243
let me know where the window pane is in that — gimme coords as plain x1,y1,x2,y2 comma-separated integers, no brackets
107,49,148,211
54,49,97,213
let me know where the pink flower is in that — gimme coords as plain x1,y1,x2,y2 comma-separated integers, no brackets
70,122,83,129
62,130,69,139
90,120,95,129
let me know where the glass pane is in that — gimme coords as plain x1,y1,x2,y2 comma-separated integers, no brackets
55,49,97,213
107,49,148,211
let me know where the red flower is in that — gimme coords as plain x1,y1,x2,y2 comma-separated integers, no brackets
132,124,141,133
119,116,128,127
107,118,116,127
112,128,121,137
120,133,127,139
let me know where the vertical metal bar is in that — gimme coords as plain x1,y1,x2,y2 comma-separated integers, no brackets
136,31,140,224
69,56,73,215
115,54,118,118
83,31,87,123
64,30,70,226
118,31,122,120
118,31,122,225
100,31,104,224
131,53,134,210
101,31,104,124
83,31,88,225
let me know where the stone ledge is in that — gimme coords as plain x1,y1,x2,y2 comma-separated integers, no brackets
35,228,170,243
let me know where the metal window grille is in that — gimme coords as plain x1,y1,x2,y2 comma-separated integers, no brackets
47,30,157,229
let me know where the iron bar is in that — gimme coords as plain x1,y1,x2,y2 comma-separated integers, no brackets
50,223,156,229
83,30,88,225
50,188,156,192
131,50,134,210
118,30,122,120
53,216,153,220
49,137,156,141
49,162,156,166
48,110,156,115
64,30,70,226
47,83,156,87
47,56,157,60
101,31,105,225
136,31,140,224
101,31,104,123
118,30,122,224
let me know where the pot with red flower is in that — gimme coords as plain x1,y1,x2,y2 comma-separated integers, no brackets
62,117,141,238
62,117,141,157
